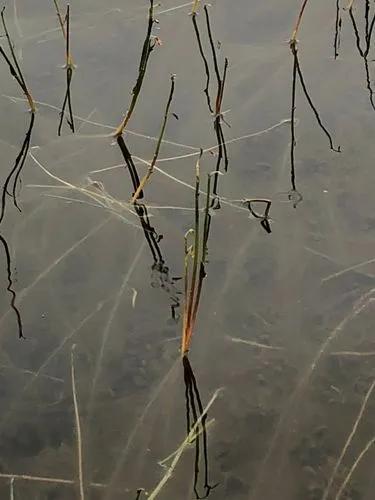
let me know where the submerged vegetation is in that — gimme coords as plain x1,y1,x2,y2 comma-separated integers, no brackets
0,0,374,499
288,0,340,206
0,6,35,338
54,1,75,136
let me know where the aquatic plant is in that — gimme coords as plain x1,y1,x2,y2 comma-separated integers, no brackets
53,1,76,135
288,0,340,206
0,7,36,216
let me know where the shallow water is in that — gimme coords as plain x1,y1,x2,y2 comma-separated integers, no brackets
0,1,375,499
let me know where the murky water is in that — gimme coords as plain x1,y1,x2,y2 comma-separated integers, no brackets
0,0,375,499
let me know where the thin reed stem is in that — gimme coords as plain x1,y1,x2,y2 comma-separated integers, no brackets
71,345,85,500
334,0,342,58
290,0,310,43
289,44,299,201
0,112,35,221
191,0,201,15
147,389,221,500
204,5,229,204
294,54,340,152
115,0,156,137
192,12,214,113
53,0,66,36
0,7,35,112
57,3,75,135
348,3,375,110
181,151,203,355
131,75,175,202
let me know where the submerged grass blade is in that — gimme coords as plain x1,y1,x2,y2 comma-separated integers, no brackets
71,345,85,500
322,380,375,500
